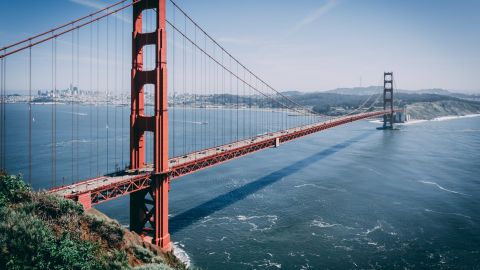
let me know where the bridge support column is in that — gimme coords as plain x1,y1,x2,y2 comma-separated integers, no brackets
130,0,170,250
129,175,170,251
153,174,170,249
382,72,394,129
129,189,148,234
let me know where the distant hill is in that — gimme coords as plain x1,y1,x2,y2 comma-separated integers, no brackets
412,88,453,95
323,86,383,96
278,87,480,119
283,86,478,98
323,86,459,96
282,87,480,104
406,100,480,120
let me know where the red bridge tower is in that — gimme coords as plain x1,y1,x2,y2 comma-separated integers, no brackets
382,72,394,129
129,0,170,250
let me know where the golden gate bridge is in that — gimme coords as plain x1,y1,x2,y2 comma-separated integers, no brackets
0,0,399,250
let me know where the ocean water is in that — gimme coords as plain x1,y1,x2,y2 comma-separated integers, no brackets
4,104,480,269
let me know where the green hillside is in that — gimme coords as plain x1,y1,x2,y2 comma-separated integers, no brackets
0,173,188,270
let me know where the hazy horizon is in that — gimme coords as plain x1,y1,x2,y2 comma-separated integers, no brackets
5,85,480,96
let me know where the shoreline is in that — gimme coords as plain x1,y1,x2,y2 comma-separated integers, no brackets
370,113,480,125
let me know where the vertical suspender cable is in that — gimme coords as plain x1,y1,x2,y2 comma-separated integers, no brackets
206,37,209,148
203,34,206,150
71,26,75,182
229,55,232,142
243,68,245,139
114,12,118,171
236,61,239,142
106,13,110,173
172,8,176,157
3,54,5,171
28,43,32,185
96,20,100,175
255,79,258,136
0,53,2,171
53,35,58,186
76,28,80,181
209,40,213,147
213,45,216,146
121,6,125,168
182,15,186,155
221,51,225,143
3,54,6,169
90,16,93,177
53,36,56,187
0,52,5,171
193,26,197,155
249,73,252,137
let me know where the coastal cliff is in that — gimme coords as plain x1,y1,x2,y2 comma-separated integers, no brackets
406,100,480,120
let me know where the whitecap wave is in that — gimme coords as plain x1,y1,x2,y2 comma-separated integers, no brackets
334,245,353,251
172,242,191,268
236,215,277,222
361,222,397,236
419,180,471,196
257,259,281,269
294,183,346,192
47,139,90,147
310,219,339,228
236,215,278,231
424,208,472,219
365,225,382,235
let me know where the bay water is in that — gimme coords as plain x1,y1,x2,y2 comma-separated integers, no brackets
4,103,480,269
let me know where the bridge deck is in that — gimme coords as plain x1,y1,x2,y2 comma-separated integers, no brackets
50,110,395,205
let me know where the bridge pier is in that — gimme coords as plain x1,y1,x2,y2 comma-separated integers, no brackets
130,174,171,251
153,175,171,249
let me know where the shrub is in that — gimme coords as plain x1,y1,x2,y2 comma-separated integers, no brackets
0,174,184,270
0,174,30,206
134,263,173,270
86,215,125,247
33,193,84,219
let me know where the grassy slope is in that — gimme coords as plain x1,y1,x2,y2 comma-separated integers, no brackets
0,173,188,270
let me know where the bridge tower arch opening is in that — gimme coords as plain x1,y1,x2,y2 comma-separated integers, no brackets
382,72,394,129
130,0,170,250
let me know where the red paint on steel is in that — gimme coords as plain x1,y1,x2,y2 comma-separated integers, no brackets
77,192,92,210
129,0,170,250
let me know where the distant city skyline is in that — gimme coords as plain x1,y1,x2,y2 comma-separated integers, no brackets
1,0,479,93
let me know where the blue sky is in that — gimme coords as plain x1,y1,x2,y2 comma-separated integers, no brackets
1,0,479,92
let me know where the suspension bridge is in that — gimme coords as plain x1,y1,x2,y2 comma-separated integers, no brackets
0,0,400,250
